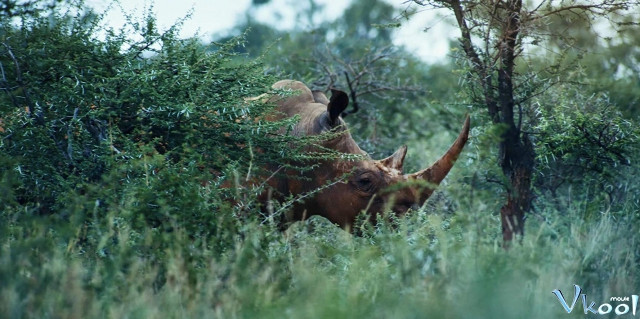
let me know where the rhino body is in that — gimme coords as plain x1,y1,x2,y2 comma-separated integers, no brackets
261,80,470,229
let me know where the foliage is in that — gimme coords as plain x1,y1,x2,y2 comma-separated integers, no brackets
532,6,640,118
0,1,332,214
0,0,327,293
1,1,639,318
533,85,640,216
0,0,66,18
2,181,639,318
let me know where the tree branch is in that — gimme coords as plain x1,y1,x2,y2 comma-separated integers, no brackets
445,0,487,79
1,42,41,123
531,1,633,22
341,71,359,117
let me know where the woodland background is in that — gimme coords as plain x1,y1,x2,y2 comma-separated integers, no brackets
1,0,639,318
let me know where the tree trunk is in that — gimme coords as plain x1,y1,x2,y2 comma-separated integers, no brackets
495,0,534,245
499,127,534,243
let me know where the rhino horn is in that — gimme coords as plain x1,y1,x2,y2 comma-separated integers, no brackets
379,145,408,172
408,115,470,196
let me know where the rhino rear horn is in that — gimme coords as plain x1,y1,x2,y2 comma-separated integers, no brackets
328,89,349,124
379,145,408,171
409,115,470,194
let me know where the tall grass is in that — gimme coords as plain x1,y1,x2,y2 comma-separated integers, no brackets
2,184,637,319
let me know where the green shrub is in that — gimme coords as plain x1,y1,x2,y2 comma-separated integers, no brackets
0,1,307,305
534,85,640,218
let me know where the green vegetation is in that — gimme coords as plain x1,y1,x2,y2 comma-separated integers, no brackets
1,1,639,318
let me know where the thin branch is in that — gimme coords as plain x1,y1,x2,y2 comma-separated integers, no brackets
0,60,21,108
529,0,549,15
1,42,39,122
341,71,359,117
578,123,630,166
261,175,349,225
531,2,632,22
446,0,487,79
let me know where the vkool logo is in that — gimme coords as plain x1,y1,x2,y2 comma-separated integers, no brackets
552,285,639,315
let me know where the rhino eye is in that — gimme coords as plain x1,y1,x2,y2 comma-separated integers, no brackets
357,178,371,187
354,174,376,193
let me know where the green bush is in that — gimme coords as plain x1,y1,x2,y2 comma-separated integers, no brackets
0,1,307,304
534,85,640,217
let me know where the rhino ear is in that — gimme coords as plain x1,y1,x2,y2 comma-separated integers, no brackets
380,145,408,171
328,89,349,124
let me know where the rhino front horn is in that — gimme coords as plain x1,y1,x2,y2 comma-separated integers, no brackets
408,115,470,198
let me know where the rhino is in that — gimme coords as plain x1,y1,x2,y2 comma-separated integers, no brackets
260,80,470,230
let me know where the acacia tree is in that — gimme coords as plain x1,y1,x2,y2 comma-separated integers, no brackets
407,0,640,244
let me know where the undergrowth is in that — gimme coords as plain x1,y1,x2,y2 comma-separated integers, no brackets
1,186,638,318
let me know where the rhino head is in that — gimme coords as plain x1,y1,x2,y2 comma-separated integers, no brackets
265,80,470,229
